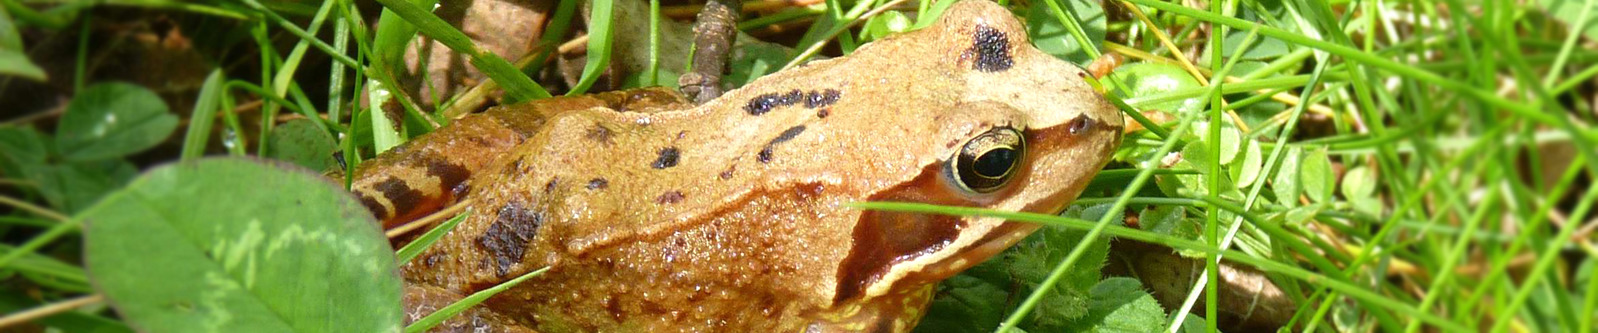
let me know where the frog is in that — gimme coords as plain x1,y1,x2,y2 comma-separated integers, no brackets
348,1,1124,331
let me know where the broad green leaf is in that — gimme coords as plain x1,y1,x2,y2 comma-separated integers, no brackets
1025,0,1107,66
1171,313,1210,333
1273,147,1303,206
0,126,49,179
914,274,1009,333
1138,205,1191,238
1230,139,1263,187
32,159,137,213
1301,148,1335,203
1197,121,1242,165
82,158,401,333
1220,28,1289,60
1062,277,1167,332
1541,0,1598,42
265,118,338,171
1341,166,1382,215
55,82,178,162
0,51,45,81
1112,63,1204,113
1341,165,1376,198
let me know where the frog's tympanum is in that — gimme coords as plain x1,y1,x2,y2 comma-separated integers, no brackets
350,1,1123,331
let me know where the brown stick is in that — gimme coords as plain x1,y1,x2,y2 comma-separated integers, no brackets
679,0,742,104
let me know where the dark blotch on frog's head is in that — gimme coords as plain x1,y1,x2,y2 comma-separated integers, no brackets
968,24,1013,72
803,89,841,109
544,178,560,194
655,190,685,204
587,178,609,190
744,89,807,115
374,177,423,214
476,201,544,276
758,125,807,164
587,125,614,143
652,147,680,169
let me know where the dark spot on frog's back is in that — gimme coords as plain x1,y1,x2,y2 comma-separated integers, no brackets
804,89,841,108
835,211,964,302
967,24,1013,72
586,178,609,190
477,201,544,276
758,125,807,164
744,89,807,115
652,147,680,169
655,190,685,204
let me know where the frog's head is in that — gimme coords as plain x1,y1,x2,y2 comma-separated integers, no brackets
804,0,1123,331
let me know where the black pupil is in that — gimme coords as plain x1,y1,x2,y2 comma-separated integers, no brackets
972,148,1017,178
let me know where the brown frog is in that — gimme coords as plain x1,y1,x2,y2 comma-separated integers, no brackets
350,1,1123,331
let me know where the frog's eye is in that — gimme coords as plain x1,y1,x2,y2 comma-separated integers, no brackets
949,126,1025,193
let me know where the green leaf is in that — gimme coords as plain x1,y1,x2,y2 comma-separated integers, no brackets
1138,205,1191,237
1273,146,1303,206
0,6,45,81
81,158,402,333
1197,121,1242,165
915,274,1010,333
55,82,178,162
32,159,137,213
0,50,46,81
1025,0,1106,66
1112,62,1204,113
265,118,338,171
1230,139,1263,188
1341,165,1382,215
1301,148,1335,203
1340,165,1375,198
0,126,50,179
1062,277,1168,332
1541,0,1598,42
861,10,912,41
1220,27,1289,60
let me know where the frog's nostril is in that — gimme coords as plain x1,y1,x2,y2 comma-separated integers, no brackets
1068,115,1095,135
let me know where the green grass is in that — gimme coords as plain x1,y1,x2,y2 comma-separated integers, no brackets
1,0,1596,331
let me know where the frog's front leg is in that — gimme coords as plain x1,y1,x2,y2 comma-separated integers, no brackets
351,88,690,228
